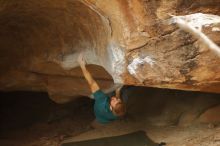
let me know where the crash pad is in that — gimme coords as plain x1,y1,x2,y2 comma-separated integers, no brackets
62,130,159,146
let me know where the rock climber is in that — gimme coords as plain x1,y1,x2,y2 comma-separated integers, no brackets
77,54,126,124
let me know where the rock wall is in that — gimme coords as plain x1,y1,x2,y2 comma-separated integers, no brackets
0,0,220,103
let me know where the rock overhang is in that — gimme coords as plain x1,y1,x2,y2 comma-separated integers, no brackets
0,0,220,103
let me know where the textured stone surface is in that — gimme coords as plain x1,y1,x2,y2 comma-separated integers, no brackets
199,105,220,123
0,0,220,102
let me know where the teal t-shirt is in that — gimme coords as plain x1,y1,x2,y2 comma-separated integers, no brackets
93,90,118,124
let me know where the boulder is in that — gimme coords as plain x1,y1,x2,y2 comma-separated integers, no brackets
0,0,220,103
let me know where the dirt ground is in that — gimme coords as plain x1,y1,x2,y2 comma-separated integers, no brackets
0,88,220,146
63,121,220,146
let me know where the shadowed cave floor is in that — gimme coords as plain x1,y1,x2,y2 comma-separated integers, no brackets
0,87,220,146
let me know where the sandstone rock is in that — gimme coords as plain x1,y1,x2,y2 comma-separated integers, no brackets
199,105,220,123
0,0,220,103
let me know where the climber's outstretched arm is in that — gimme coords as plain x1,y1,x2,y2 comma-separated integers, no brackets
78,54,100,93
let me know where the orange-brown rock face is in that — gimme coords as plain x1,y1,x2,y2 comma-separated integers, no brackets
0,0,220,103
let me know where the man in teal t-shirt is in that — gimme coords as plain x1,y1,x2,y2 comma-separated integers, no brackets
93,90,118,123
78,54,126,124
